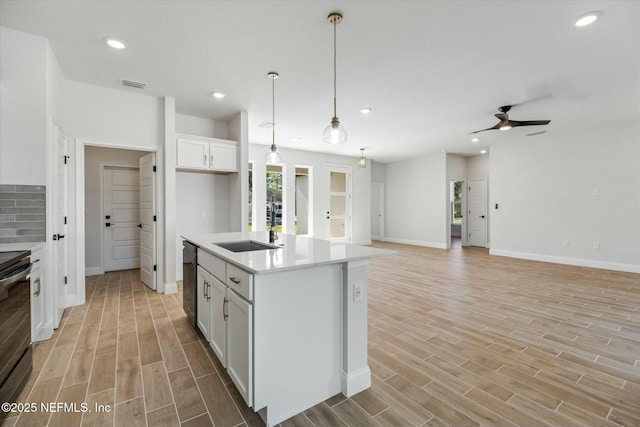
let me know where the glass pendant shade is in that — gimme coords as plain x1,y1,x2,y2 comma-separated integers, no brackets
357,148,366,168
323,119,347,144
265,145,281,163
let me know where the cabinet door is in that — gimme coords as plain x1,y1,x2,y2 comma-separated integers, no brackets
209,278,227,368
196,266,212,341
210,142,237,172
177,139,209,169
31,268,44,341
227,289,253,406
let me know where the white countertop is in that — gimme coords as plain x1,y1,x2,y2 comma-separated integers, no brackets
182,232,393,274
0,242,46,252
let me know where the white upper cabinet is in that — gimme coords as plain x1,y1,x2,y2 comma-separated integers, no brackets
176,134,238,173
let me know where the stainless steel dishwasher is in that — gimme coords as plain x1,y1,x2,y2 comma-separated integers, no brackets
182,241,197,328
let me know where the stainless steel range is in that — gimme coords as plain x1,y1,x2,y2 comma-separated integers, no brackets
0,250,33,410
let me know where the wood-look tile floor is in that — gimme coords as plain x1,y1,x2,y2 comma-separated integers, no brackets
3,242,640,427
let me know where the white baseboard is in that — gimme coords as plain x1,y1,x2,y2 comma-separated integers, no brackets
490,249,640,273
85,266,103,276
164,281,178,295
384,237,448,249
352,239,372,246
342,366,372,397
66,294,84,307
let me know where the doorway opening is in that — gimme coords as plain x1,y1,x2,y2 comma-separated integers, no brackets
450,180,465,249
371,182,385,241
248,162,254,231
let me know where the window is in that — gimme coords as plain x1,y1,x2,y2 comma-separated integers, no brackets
266,164,283,233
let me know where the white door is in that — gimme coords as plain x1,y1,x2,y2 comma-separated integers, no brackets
326,166,351,242
103,168,140,271
52,122,67,328
468,179,487,247
139,153,156,290
371,182,384,241
227,289,253,407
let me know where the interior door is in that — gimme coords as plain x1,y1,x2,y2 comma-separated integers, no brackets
103,168,140,271
468,179,487,247
326,166,351,242
52,122,68,328
139,153,156,290
371,182,384,241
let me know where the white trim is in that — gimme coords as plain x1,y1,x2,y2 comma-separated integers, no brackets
341,366,372,397
490,249,640,274
164,282,178,294
384,237,448,249
352,239,372,246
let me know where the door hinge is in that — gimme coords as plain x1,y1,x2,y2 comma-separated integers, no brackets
64,155,70,165
64,276,68,285
153,165,156,172
64,216,67,225
153,215,157,222
153,265,157,271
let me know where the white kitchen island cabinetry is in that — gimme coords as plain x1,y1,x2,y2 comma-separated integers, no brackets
176,134,237,172
183,232,392,427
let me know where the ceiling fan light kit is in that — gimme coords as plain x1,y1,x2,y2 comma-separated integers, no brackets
323,12,348,145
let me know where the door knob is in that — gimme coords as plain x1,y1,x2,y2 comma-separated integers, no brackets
138,224,142,228
480,215,485,219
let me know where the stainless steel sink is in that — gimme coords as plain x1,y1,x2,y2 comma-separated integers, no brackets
214,240,278,252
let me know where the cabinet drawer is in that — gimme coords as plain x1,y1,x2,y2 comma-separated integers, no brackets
198,250,226,281
226,263,253,301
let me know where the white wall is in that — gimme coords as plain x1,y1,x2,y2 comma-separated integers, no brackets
176,114,229,139
384,152,447,248
248,144,371,245
65,80,165,301
490,122,640,272
83,146,149,273
467,153,489,180
0,27,47,185
371,160,386,183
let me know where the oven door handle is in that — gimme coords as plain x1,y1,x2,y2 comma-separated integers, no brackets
0,263,33,291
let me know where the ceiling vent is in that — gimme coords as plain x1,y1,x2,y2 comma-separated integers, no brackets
258,121,275,129
121,78,147,89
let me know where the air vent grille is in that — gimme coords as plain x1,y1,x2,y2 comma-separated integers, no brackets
258,122,275,129
121,79,147,89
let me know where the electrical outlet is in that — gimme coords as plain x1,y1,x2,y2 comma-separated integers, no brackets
563,240,570,247
563,190,569,197
592,189,599,196
353,282,364,302
593,241,600,249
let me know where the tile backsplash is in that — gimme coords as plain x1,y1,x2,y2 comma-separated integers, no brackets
0,184,46,244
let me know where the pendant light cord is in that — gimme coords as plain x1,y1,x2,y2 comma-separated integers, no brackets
333,18,337,118
272,73,276,150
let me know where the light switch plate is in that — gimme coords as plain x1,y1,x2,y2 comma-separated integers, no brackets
353,282,364,302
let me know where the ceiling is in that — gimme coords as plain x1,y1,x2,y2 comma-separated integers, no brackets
1,1,639,163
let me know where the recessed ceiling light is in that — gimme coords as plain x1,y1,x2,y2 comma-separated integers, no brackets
480,149,488,154
292,137,301,143
471,138,479,143
212,92,226,99
104,37,126,49
359,107,372,114
575,11,602,27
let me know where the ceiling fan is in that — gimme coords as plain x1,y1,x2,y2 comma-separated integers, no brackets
470,105,550,134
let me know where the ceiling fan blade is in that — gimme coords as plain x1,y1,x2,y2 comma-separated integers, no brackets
470,122,501,134
509,120,551,127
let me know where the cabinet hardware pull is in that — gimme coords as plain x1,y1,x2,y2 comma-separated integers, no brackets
207,283,211,301
31,259,41,263
223,297,229,320
203,280,208,299
34,277,41,296
204,154,207,165
210,155,214,168
229,277,241,285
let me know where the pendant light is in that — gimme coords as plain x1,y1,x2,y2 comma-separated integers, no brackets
265,72,282,163
323,12,347,145
357,148,367,168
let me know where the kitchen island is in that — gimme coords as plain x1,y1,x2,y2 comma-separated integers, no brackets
182,231,392,427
